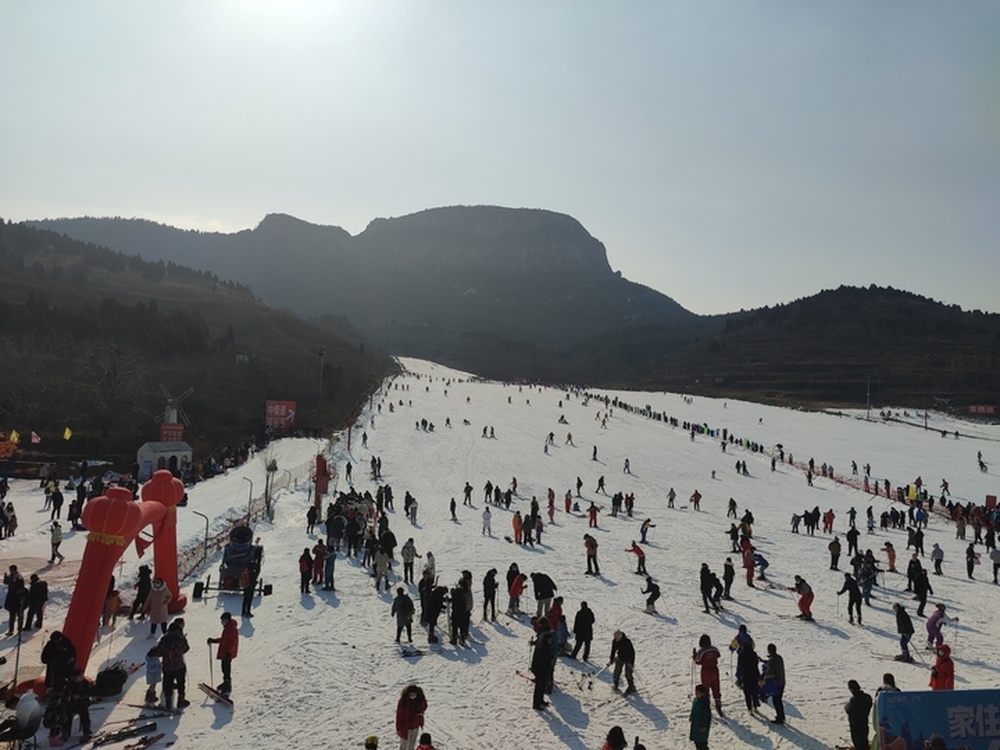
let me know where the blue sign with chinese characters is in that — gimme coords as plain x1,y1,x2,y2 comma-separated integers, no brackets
876,689,1000,750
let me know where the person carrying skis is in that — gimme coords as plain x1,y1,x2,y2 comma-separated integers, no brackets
892,603,914,662
641,576,660,614
692,634,723,715
837,573,863,625
627,542,647,575
608,630,636,695
788,576,814,620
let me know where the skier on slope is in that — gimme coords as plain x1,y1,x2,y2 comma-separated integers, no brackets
584,534,600,575
627,541,647,575
722,558,736,600
787,576,814,621
837,573,863,626
892,603,915,662
588,503,601,529
639,519,655,544
699,564,718,614
692,634,723,715
641,576,660,614
925,603,958,649
608,630,637,695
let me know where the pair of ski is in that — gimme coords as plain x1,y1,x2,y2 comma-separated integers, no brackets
124,703,185,716
197,682,234,707
66,720,158,749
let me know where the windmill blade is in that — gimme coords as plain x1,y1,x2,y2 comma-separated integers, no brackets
159,383,173,400
177,405,192,426
175,387,195,403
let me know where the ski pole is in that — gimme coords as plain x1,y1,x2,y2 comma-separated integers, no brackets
690,660,695,697
208,643,214,685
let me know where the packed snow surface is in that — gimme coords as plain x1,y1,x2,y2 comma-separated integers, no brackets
2,357,999,749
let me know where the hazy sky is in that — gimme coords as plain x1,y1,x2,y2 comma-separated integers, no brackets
2,2,997,315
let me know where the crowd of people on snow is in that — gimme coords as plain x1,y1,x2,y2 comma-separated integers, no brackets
3,370,994,749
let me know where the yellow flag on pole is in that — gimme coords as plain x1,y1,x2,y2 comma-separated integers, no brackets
8,430,18,444
63,427,73,440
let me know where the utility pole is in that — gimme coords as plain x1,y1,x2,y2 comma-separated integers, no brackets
318,347,326,410
866,373,872,421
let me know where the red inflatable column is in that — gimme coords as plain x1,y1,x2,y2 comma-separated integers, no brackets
63,488,143,670
140,470,187,612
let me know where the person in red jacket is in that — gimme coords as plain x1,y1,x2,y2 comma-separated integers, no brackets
929,644,954,690
508,573,528,615
547,596,563,632
207,611,239,695
693,634,723,715
395,684,427,750
788,575,814,621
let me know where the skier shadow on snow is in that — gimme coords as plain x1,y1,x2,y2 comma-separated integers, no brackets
854,622,894,641
204,697,234,730
430,642,485,665
315,589,341,608
807,621,850,640
484,619,522,640
299,593,317,610
727,599,773,618
742,717,835,750
533,710,591,750
951,654,999,674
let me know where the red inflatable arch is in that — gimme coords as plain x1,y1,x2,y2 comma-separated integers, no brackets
61,470,187,671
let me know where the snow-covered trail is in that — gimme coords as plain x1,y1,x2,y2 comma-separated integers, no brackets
1,357,998,750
